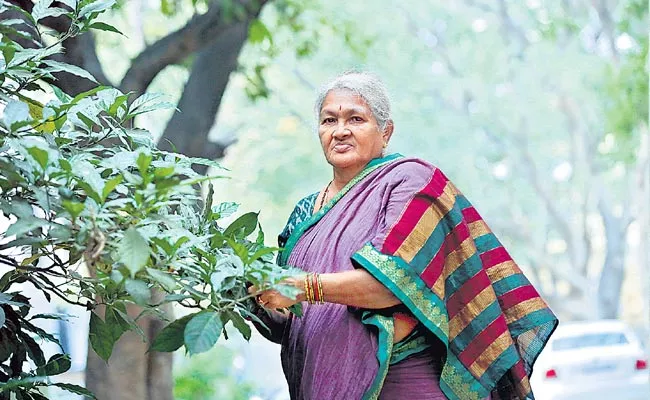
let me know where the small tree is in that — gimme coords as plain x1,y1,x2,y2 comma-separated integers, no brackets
0,2,296,398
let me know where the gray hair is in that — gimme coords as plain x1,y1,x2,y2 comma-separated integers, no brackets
314,71,392,131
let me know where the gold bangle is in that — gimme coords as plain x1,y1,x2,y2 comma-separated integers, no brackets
317,274,324,304
304,274,311,304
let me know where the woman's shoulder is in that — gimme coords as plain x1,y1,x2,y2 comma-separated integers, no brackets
293,191,318,213
383,156,439,183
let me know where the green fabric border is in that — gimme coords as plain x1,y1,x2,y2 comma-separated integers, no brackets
353,243,491,400
352,243,449,344
360,312,394,400
278,153,403,265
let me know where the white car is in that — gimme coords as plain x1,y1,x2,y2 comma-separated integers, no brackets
530,320,649,400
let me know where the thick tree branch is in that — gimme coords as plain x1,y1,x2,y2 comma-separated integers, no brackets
120,0,269,96
158,19,254,167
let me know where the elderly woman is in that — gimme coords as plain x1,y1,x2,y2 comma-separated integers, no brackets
252,72,557,400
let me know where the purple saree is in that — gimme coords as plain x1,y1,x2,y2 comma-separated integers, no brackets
267,154,556,400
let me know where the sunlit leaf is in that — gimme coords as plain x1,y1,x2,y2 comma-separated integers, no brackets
43,60,98,83
118,228,150,277
79,0,116,17
146,268,176,292
183,311,222,355
125,279,150,305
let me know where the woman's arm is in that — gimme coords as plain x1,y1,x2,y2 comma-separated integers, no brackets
252,269,414,343
253,268,401,310
249,306,289,344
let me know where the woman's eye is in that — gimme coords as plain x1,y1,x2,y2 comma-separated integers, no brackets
322,117,335,124
351,116,364,123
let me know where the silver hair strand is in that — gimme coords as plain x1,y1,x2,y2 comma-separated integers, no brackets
314,71,392,131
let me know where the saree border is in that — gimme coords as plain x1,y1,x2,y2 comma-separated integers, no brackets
278,153,403,265
360,313,394,400
352,243,491,400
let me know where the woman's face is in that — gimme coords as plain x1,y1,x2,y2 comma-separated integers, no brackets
318,90,392,174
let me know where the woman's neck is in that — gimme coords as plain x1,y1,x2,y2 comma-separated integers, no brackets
331,165,364,192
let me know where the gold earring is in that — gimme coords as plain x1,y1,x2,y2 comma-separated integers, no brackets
383,142,388,148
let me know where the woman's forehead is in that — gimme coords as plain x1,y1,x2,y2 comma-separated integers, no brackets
320,90,371,114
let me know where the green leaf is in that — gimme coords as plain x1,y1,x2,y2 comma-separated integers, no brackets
203,183,215,220
26,146,49,171
89,312,113,361
18,331,45,368
88,22,123,35
59,159,72,172
104,306,129,342
62,200,84,219
149,313,195,352
151,237,173,256
125,279,150,305
146,268,176,292
108,94,130,116
5,217,49,238
183,311,222,355
31,0,55,22
249,19,272,44
136,152,152,176
51,383,96,399
79,0,116,17
0,293,29,307
212,202,238,219
43,60,98,83
227,311,251,341
223,212,259,239
76,111,96,128
248,247,278,264
36,353,71,376
118,227,150,277
210,256,243,291
225,238,249,264
288,303,303,317
70,86,108,105
2,43,16,65
102,175,123,201
3,100,30,130
255,222,265,244
72,160,105,198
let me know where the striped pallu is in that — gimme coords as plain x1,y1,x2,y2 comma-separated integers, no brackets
353,166,557,400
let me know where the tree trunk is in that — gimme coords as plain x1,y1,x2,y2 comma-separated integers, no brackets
50,32,112,95
158,21,251,167
86,295,173,400
596,199,627,319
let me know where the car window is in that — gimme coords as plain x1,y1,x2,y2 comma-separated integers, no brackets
552,332,629,351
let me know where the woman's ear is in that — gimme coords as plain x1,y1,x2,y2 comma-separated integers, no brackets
382,120,394,144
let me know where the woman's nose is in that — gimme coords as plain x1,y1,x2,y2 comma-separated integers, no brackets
332,126,352,138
